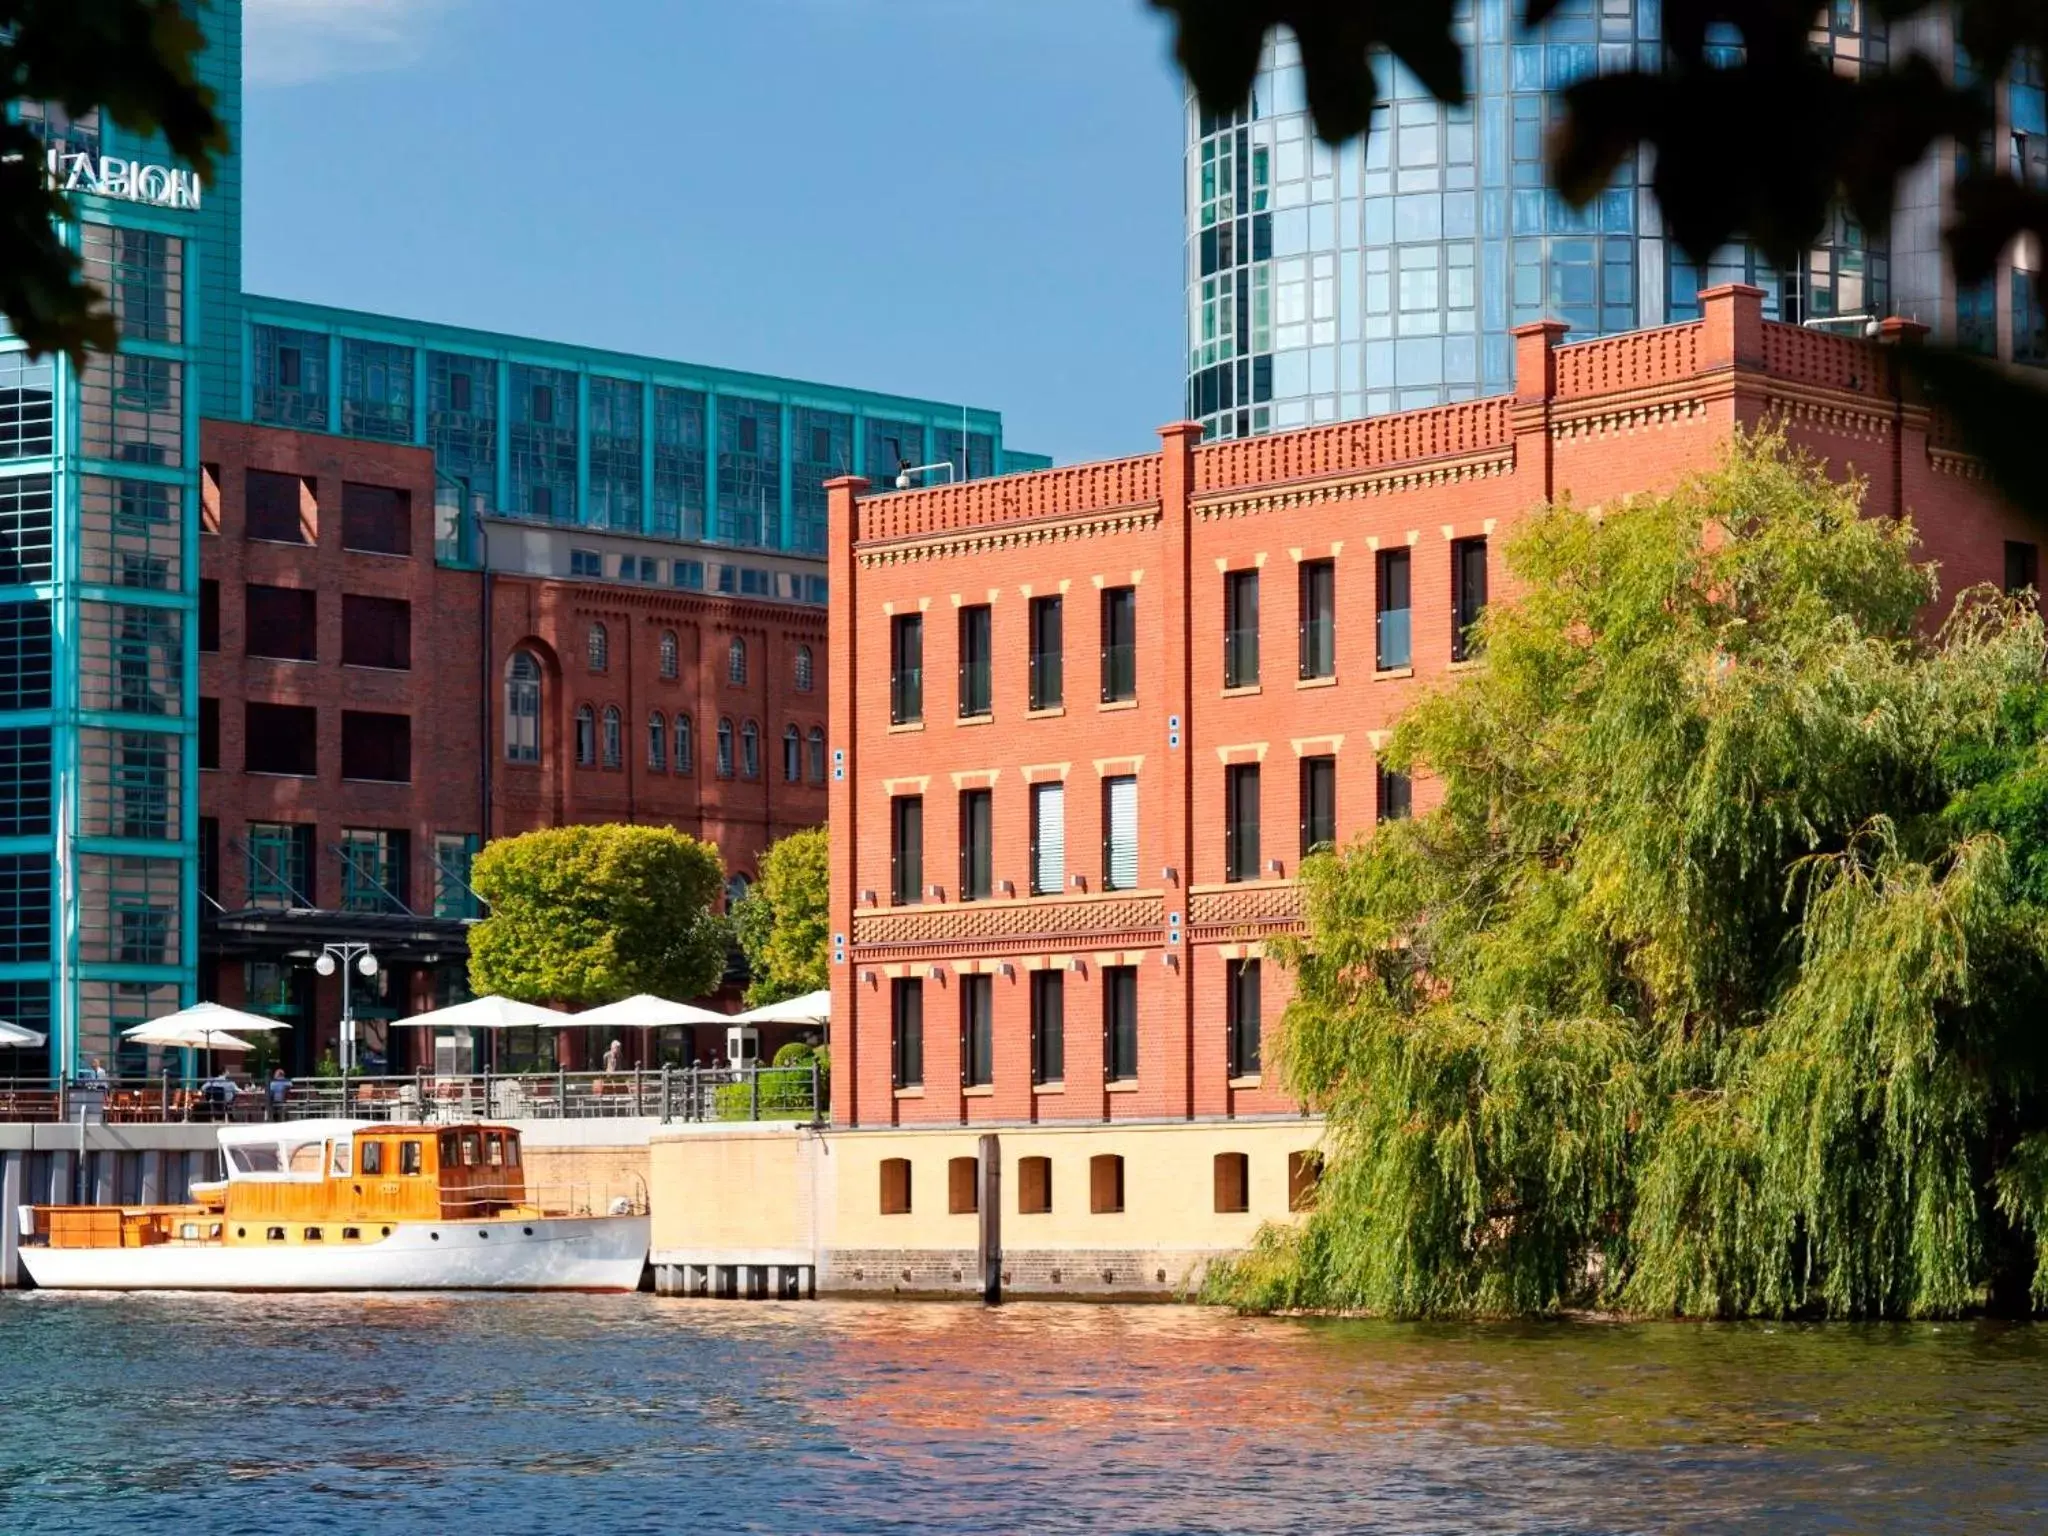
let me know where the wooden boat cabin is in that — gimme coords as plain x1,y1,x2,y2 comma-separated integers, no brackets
35,1121,536,1249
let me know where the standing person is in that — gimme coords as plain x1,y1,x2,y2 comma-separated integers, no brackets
267,1067,291,1123
603,1038,625,1075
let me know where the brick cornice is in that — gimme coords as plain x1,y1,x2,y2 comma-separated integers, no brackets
855,504,1161,567
1191,446,1515,522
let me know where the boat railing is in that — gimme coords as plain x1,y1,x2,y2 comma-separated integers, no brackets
442,1176,651,1220
0,1065,825,1127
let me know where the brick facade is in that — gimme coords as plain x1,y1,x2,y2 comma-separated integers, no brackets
826,286,2044,1129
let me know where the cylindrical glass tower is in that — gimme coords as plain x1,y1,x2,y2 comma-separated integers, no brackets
1183,0,1890,440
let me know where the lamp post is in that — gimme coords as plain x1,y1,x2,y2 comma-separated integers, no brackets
314,944,379,1074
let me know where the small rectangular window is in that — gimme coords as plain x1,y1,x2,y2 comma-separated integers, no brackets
1100,586,1137,702
1225,763,1261,881
1214,1151,1250,1214
1028,596,1063,710
401,1140,423,1175
1376,548,1412,670
1298,558,1335,679
1104,965,1138,1081
1289,1150,1323,1212
890,795,923,905
531,384,554,424
1224,569,1260,687
1227,957,1262,1078
449,371,473,413
569,547,601,578
245,470,311,544
198,579,219,652
891,977,924,1088
1089,1153,1126,1214
1031,970,1064,1085
340,594,411,670
957,604,991,717
958,788,992,901
1018,1155,1052,1214
198,697,220,770
361,1141,383,1176
340,482,411,556
244,583,316,661
341,710,411,783
1378,762,1413,823
880,1157,912,1215
890,614,923,725
961,973,994,1087
1300,754,1336,856
1101,775,1138,892
2006,540,2040,597
277,347,302,389
948,1156,979,1214
1030,781,1065,895
1451,537,1488,661
244,702,317,776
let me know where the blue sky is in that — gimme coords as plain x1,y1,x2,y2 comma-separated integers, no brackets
241,0,1190,464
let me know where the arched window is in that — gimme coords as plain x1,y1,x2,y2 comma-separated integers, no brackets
727,636,747,686
808,726,826,783
716,717,734,778
587,623,608,673
647,711,667,772
658,630,679,680
505,651,541,763
726,872,752,911
783,724,801,782
601,705,622,769
574,705,596,766
741,720,760,779
674,713,694,774
794,644,814,693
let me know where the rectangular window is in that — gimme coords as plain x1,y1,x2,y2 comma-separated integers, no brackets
890,614,923,725
891,977,924,1088
790,407,849,555
1378,763,1413,822
339,828,409,913
1031,970,1064,1085
340,339,413,443
341,711,411,783
1225,763,1261,881
1300,754,1336,856
569,547,601,578
715,397,779,548
961,973,994,1087
198,697,219,770
1224,569,1260,687
890,794,923,905
1227,958,1262,1079
509,363,577,522
432,832,481,919
1298,558,1335,679
81,225,182,345
1030,781,1066,895
245,470,312,545
1451,537,1489,661
252,324,328,429
0,473,53,582
340,482,411,556
1101,775,1138,892
198,579,219,652
2007,540,2041,596
1100,585,1137,702
586,377,643,532
0,354,55,460
1028,596,1063,710
245,703,316,777
1377,548,1412,670
341,594,411,670
958,788,992,901
1104,965,1138,1082
81,354,182,465
653,386,707,540
244,584,316,661
958,604,991,717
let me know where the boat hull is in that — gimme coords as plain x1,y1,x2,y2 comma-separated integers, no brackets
17,1214,649,1292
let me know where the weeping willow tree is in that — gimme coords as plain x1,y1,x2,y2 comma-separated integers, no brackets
1208,431,2048,1318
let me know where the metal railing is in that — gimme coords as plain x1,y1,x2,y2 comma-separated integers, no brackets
0,1065,823,1127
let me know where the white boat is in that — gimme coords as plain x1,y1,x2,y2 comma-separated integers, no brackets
16,1119,649,1293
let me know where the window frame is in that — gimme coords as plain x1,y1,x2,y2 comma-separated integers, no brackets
958,787,992,901
1027,595,1063,711
1376,547,1412,671
890,614,924,725
890,794,924,906
891,977,924,1088
1224,762,1261,882
1223,568,1260,688
1297,557,1335,680
1450,536,1488,662
958,603,992,718
1227,957,1262,1079
1104,965,1138,1083
1300,753,1336,857
960,973,994,1088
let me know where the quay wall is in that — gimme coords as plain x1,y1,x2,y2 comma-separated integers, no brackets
649,1117,1325,1299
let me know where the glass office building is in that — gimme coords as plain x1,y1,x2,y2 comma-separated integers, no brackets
1184,0,1897,439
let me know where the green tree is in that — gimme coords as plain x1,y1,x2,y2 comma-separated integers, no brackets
733,826,830,1006
1153,0,2048,523
468,824,729,1006
1206,432,2048,1319
1,0,224,358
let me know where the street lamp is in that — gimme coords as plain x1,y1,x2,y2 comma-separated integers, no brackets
314,944,379,1074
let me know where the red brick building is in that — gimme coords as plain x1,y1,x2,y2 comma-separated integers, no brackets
197,420,827,1070
825,286,2043,1129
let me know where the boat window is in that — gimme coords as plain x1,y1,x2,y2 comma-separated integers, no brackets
209,1224,222,1240
329,1140,351,1177
485,1133,504,1167
265,1226,285,1242
228,1144,282,1174
304,1227,323,1242
401,1140,423,1175
439,1132,458,1164
342,1227,360,1241
179,1223,198,1240
360,1141,383,1176
460,1132,480,1167
505,1138,521,1169
288,1142,325,1175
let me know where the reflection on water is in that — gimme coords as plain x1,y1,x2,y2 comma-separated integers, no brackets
1,1294,2044,1534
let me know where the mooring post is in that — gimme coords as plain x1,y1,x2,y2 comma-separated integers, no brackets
979,1132,1002,1306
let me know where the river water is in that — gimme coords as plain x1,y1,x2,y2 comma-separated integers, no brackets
1,1294,2043,1534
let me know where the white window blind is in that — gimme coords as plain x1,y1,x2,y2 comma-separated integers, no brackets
1032,782,1065,895
1104,776,1137,891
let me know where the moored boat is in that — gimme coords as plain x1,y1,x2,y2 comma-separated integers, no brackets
15,1120,649,1292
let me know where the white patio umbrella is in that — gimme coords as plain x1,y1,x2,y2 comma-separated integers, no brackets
0,1018,46,1048
392,995,565,1031
731,989,831,1027
123,1001,286,1051
122,1022,255,1054
568,994,732,1029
